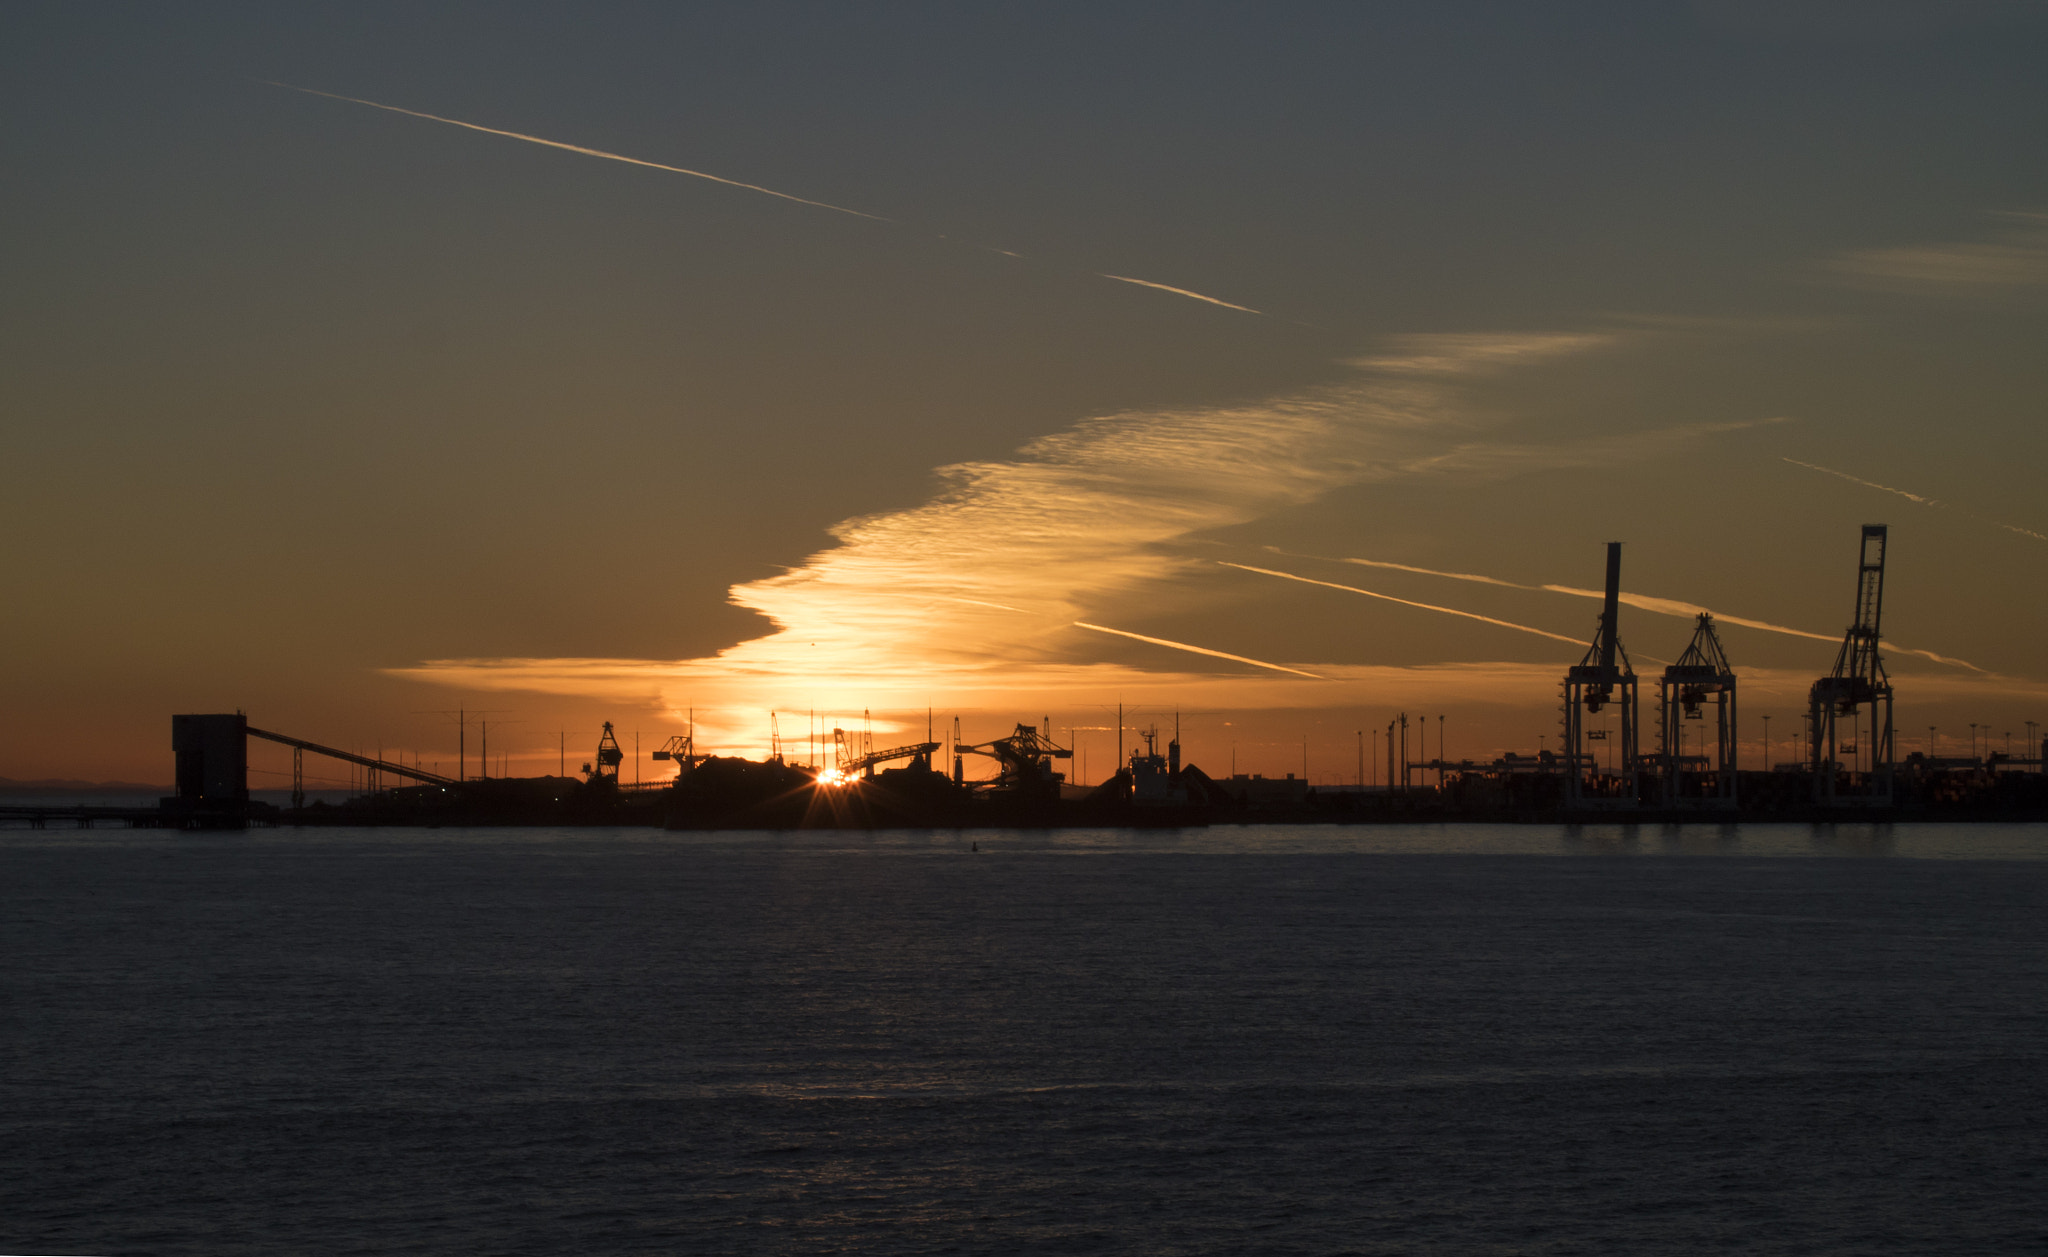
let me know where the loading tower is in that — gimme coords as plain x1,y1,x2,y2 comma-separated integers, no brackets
1657,614,1738,808
1561,543,1640,808
1809,525,1894,806
586,722,625,783
953,722,1072,799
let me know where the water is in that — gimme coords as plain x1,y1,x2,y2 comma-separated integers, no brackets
4,824,2044,1254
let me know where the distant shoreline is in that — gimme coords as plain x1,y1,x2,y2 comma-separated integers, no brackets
0,779,170,796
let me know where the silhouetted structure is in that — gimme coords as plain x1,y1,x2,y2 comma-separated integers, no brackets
1809,525,1894,806
1562,543,1639,810
1657,614,1739,809
166,713,250,827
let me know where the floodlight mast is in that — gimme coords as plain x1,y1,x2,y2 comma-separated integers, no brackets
1808,525,1894,806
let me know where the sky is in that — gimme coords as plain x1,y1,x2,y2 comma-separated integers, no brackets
5,1,2047,788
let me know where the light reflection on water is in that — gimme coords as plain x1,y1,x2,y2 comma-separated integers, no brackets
4,818,2044,1253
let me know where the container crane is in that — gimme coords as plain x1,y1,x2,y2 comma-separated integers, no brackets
1657,613,1738,808
1809,525,1894,805
1561,542,1640,808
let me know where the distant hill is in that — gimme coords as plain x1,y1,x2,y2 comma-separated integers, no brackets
0,777,170,795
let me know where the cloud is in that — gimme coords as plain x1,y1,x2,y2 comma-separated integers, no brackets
1824,211,2048,291
393,334,1848,750
397,334,1616,743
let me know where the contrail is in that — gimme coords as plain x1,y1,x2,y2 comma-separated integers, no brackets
1782,457,2047,543
1540,584,1838,644
266,81,1264,316
264,82,891,221
1219,563,1584,645
1265,548,1982,671
1323,552,1538,591
1098,274,1263,315
1781,458,1940,506
1543,582,1979,669
1071,622,1322,678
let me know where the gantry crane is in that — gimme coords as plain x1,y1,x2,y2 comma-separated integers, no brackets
1561,542,1640,808
1658,613,1738,808
834,737,942,780
951,721,1071,798
585,722,625,783
651,733,705,778
1809,525,1894,806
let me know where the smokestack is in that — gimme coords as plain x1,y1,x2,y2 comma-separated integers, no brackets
1599,542,1622,673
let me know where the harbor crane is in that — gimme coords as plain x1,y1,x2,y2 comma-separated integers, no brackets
834,736,942,779
584,722,625,782
1809,524,1894,805
651,734,705,776
1657,613,1738,808
952,722,1071,798
823,709,941,780
1561,542,1640,808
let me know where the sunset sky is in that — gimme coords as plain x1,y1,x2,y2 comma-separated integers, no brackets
7,3,2047,787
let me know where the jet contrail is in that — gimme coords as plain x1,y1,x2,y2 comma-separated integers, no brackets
1781,458,1940,506
266,81,1264,316
1542,583,1977,668
1098,274,1263,315
1219,562,1584,645
1539,585,1838,644
1782,457,2047,543
1323,552,1538,591
264,82,892,221
1265,548,1982,671
1071,622,1322,678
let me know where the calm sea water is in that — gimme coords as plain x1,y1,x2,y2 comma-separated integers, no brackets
4,823,2044,1254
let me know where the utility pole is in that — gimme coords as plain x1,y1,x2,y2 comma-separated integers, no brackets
1763,714,1772,772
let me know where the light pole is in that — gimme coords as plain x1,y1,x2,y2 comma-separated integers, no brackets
1763,714,1772,772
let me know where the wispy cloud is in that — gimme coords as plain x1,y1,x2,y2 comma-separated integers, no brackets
398,334,1616,742
394,333,1844,750
268,81,1263,316
1824,211,2048,291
